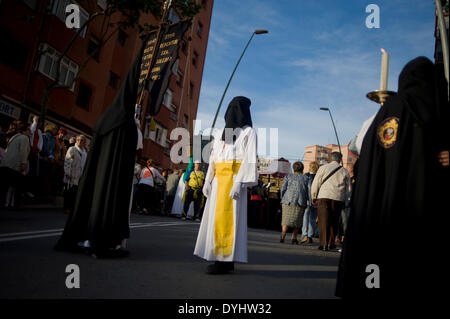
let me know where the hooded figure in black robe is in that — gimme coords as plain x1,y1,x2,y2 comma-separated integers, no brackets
336,57,449,298
221,96,252,143
54,40,146,257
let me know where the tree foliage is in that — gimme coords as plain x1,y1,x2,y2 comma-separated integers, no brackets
106,0,201,32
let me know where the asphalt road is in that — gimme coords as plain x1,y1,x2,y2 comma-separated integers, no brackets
0,207,341,299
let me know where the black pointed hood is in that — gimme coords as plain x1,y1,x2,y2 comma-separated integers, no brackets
397,56,436,126
221,96,252,142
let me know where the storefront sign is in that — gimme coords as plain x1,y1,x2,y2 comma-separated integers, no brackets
0,99,21,119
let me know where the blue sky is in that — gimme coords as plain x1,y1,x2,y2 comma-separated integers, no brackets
194,0,436,161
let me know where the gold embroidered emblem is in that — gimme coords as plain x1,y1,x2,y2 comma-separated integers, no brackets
377,117,399,149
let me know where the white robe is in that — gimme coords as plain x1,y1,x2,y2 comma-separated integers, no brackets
194,126,258,263
170,173,194,217
352,112,377,155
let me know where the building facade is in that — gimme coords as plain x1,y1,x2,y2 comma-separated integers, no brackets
303,144,357,174
0,0,213,169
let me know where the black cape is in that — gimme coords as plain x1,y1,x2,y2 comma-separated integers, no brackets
221,96,252,143
336,57,449,298
54,37,147,254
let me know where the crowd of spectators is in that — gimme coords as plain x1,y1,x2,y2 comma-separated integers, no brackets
0,116,86,209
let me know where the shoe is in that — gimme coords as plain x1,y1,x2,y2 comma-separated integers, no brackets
26,192,35,198
194,218,201,222
300,236,308,244
291,238,299,245
279,236,285,243
181,217,186,221
206,261,234,274
328,244,337,251
318,246,329,251
308,237,313,244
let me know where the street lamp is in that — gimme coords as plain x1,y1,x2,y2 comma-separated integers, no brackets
320,107,342,161
210,29,269,132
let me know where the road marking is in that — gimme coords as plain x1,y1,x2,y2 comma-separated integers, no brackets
0,232,63,243
0,221,197,243
0,228,64,238
0,223,146,239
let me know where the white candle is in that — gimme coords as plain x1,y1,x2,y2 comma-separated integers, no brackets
380,48,389,91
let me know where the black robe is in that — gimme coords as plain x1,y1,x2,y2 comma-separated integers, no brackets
336,57,449,298
54,38,146,254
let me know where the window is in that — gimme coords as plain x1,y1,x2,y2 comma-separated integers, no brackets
37,44,78,90
52,0,89,38
197,22,203,37
87,36,101,60
108,71,119,89
189,82,194,99
181,40,187,55
117,29,128,47
144,120,167,147
192,51,198,67
0,29,28,72
176,70,183,86
97,0,107,10
168,8,180,23
163,89,173,108
76,82,92,109
155,126,165,145
183,114,188,129
171,59,179,74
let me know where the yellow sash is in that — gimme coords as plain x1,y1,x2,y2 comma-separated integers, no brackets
214,160,241,256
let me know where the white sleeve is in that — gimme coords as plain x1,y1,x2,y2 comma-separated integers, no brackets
355,113,377,154
29,122,37,146
204,137,219,185
234,128,258,187
136,127,143,150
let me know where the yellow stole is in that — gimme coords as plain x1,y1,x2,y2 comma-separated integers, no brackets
214,160,241,256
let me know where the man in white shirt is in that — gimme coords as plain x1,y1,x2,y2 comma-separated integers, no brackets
136,158,165,214
0,122,31,208
311,152,350,251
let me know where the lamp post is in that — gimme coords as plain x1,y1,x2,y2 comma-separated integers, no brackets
320,107,342,160
210,29,269,133
435,0,449,100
